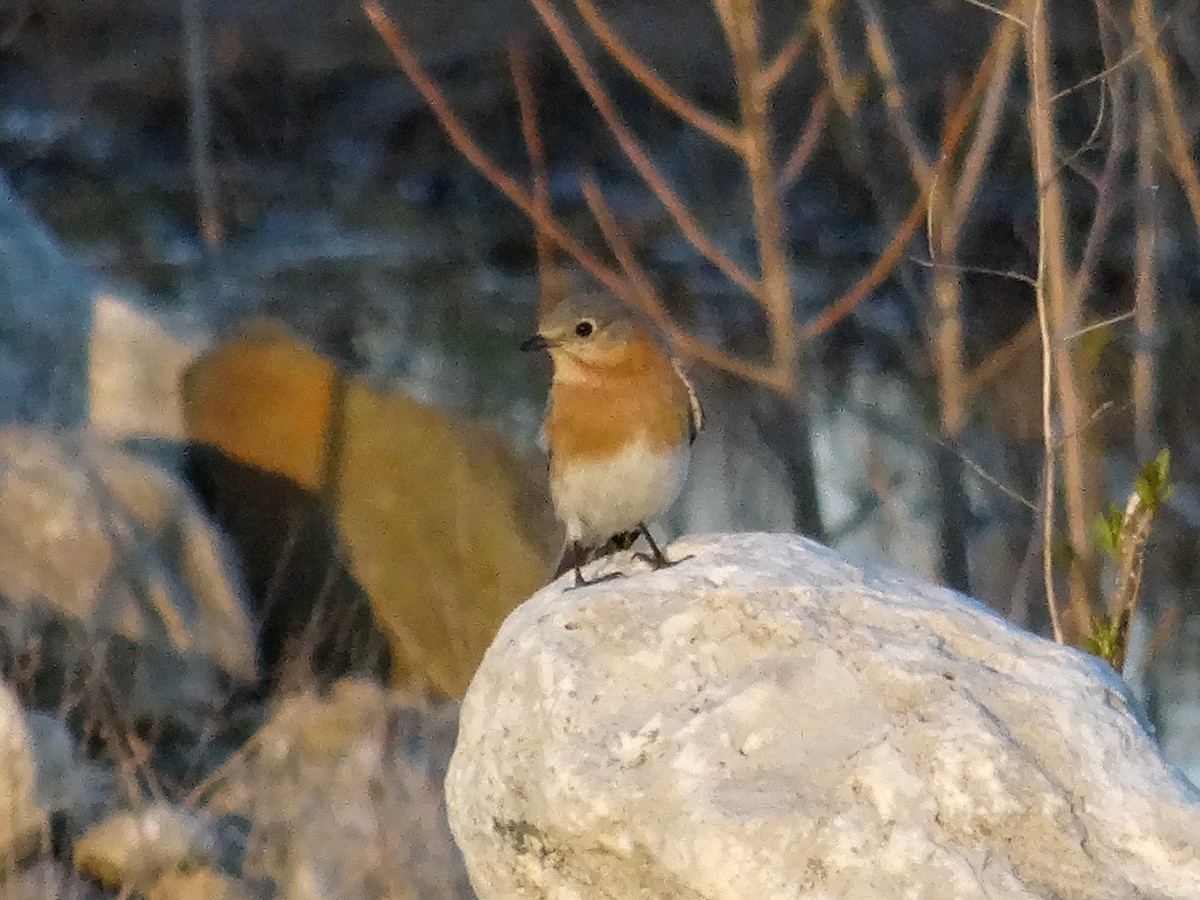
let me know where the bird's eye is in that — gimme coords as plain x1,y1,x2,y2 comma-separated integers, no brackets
575,320,594,337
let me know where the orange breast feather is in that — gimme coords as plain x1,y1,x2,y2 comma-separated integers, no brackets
545,333,691,468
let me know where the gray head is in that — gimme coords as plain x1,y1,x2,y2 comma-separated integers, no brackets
520,293,652,362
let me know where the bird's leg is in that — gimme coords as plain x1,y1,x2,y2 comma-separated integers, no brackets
559,540,624,589
593,530,639,560
633,522,691,569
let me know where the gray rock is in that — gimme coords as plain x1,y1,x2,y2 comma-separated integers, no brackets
0,425,256,723
446,533,1200,900
0,683,46,866
0,173,91,426
207,679,470,900
89,292,201,441
0,859,105,900
73,804,219,890
24,712,114,839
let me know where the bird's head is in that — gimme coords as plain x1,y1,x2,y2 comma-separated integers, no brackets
520,294,650,368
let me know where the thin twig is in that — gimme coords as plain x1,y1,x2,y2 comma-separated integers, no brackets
363,0,628,296
959,0,1028,27
776,88,832,191
860,0,934,187
508,43,555,313
758,15,813,94
528,0,759,295
573,0,742,149
1060,310,1134,342
945,17,1020,239
1027,0,1065,644
802,9,1020,338
910,257,1035,286
1133,0,1200,231
581,175,791,391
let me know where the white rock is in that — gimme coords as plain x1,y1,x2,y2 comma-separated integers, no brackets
446,533,1200,900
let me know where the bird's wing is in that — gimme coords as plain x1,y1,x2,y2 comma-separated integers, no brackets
672,358,704,444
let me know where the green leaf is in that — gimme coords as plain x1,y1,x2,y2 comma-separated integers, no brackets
1134,447,1173,509
1091,504,1124,559
1082,614,1122,666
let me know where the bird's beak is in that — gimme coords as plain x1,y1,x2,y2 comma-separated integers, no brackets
520,333,551,352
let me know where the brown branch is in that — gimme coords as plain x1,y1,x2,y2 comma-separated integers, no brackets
1028,0,1069,645
527,0,759,296
572,0,742,150
801,197,926,339
965,317,1038,396
777,88,832,191
758,15,813,94
813,0,861,118
945,18,1020,240
508,43,556,314
581,176,790,392
1133,0,1200,232
802,8,1020,338
715,0,796,376
363,0,630,300
860,0,934,187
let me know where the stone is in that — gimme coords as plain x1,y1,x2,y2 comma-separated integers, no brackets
145,868,256,900
0,683,47,866
73,804,219,890
88,292,201,441
0,859,105,900
446,533,1200,900
183,327,556,696
0,173,90,427
0,425,256,722
206,679,470,900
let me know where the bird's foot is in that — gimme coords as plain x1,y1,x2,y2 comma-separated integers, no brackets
566,569,625,590
634,551,692,570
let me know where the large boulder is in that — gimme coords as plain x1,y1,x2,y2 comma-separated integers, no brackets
205,679,470,899
183,327,557,696
0,682,47,867
0,174,91,426
0,425,256,721
446,533,1200,900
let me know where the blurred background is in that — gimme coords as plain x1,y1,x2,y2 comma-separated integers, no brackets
0,0,1198,895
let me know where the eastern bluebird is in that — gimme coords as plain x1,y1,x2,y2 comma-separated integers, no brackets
521,293,703,586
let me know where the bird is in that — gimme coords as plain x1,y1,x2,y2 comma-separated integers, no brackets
521,292,703,587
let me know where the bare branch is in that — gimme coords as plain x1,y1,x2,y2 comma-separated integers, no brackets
581,175,791,392
759,15,813,94
776,88,832,191
802,7,1021,338
527,0,759,295
508,43,555,314
1027,0,1067,644
572,0,743,149
363,0,630,299
1133,0,1200,231
959,0,1028,27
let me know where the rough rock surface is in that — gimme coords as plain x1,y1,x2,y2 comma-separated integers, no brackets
446,533,1200,900
0,427,255,696
0,174,90,427
206,680,469,900
73,805,220,890
0,682,47,866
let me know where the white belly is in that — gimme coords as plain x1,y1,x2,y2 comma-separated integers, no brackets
552,439,689,546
